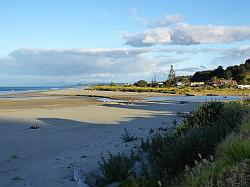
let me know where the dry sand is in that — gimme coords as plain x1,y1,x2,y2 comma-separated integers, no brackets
0,89,198,187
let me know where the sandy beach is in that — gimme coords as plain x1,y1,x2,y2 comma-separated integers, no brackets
0,89,198,187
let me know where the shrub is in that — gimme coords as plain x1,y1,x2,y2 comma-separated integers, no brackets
183,116,250,186
94,102,249,186
148,125,228,182
146,102,249,183
176,102,224,135
121,128,137,142
134,80,148,87
97,152,135,185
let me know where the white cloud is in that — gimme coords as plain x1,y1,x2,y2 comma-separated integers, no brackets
123,23,250,47
123,28,171,47
0,48,182,85
0,45,248,86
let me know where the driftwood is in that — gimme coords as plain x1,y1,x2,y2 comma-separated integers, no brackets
74,168,89,187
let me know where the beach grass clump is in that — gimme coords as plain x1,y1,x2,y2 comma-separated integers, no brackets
140,137,150,152
183,115,250,186
94,102,249,186
147,125,226,182
96,152,135,186
121,128,137,142
219,137,250,165
138,102,249,185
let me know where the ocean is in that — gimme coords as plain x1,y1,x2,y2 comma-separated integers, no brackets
0,86,75,95
0,87,59,95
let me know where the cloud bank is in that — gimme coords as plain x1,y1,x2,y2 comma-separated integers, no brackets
124,23,250,47
0,45,249,86
0,48,179,85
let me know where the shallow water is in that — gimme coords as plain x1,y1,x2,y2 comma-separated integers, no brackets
144,95,247,102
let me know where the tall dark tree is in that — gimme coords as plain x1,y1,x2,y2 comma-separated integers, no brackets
224,69,232,80
165,65,176,86
134,80,148,87
191,71,213,82
212,66,225,78
168,65,176,81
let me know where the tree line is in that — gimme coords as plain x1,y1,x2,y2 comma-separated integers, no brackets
191,59,250,84
134,59,250,87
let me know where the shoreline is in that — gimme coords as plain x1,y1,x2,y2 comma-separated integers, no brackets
1,86,249,100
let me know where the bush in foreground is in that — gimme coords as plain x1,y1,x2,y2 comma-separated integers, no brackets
96,152,135,186
184,117,250,186
95,102,249,186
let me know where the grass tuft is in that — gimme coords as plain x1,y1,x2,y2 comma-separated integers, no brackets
121,128,137,142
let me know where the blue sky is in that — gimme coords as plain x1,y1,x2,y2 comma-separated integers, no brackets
0,0,250,86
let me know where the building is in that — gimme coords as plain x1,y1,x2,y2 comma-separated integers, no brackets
176,82,185,87
190,82,205,87
238,85,250,89
209,79,237,87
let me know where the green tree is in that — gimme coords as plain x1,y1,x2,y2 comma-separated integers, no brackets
176,76,191,85
165,65,176,87
213,66,225,78
134,80,148,87
224,69,232,79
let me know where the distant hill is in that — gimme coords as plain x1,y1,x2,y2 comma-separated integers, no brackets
191,59,250,84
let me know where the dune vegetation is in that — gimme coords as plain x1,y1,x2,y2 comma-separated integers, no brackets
93,101,250,186
91,85,249,96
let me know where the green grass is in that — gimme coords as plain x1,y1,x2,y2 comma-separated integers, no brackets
184,116,250,186
92,85,177,94
219,137,250,165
